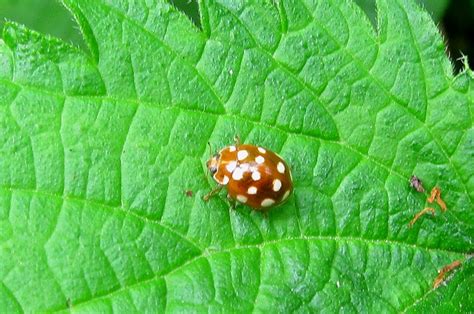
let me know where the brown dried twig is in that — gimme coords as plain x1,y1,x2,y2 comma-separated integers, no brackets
433,260,462,289
427,186,447,212
408,207,435,228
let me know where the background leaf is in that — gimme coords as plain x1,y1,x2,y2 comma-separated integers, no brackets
354,0,450,23
0,0,84,47
0,0,473,312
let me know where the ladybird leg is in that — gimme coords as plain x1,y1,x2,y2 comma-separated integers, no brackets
203,185,223,201
227,194,237,210
234,135,241,146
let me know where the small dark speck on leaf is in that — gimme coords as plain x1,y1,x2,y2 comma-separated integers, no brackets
410,175,425,193
185,190,193,197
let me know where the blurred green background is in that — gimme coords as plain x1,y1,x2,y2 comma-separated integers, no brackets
0,0,473,71
0,0,83,45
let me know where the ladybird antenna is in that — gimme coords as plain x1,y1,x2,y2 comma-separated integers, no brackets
207,142,212,157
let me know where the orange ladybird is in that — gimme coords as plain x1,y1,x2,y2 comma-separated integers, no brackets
204,139,293,210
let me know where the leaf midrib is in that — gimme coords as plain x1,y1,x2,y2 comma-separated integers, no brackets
3,76,472,233
1,185,467,255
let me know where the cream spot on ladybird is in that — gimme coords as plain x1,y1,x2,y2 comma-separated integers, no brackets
255,155,265,164
251,171,261,181
226,161,237,173
258,147,266,154
272,179,282,192
237,194,248,203
282,190,290,201
232,167,244,180
229,146,236,152
222,175,229,185
247,186,257,194
240,163,250,171
237,150,249,160
261,198,275,207
277,162,285,174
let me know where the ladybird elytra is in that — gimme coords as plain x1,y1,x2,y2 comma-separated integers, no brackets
204,140,293,210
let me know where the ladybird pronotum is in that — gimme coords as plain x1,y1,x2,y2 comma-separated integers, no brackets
204,141,293,210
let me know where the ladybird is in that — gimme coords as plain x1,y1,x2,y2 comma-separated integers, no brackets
204,138,293,210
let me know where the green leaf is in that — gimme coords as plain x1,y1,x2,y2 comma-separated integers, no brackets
355,0,451,23
0,0,473,312
0,0,84,48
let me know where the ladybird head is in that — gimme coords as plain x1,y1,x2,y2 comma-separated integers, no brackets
206,153,220,175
